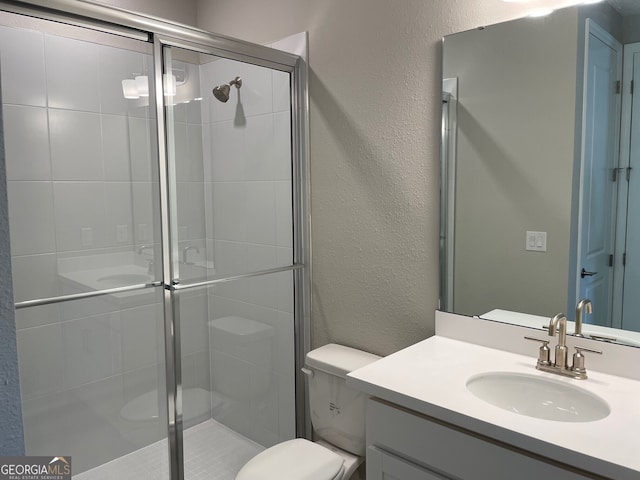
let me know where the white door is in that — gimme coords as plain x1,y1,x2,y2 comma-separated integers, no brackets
577,20,622,327
621,46,640,332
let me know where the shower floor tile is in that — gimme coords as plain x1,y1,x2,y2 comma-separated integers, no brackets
73,419,264,480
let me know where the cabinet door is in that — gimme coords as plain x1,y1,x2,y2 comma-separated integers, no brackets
367,446,452,480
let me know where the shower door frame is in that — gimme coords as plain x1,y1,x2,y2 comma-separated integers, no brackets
153,33,311,478
2,1,311,478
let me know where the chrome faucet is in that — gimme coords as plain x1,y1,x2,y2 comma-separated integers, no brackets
182,245,200,265
525,312,602,380
137,245,154,274
575,298,592,337
548,313,568,369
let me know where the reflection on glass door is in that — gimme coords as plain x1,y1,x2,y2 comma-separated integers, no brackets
164,45,296,479
1,12,168,478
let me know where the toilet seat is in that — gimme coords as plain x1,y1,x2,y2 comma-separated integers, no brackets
235,438,345,480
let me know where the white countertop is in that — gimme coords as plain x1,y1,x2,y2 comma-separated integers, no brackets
347,336,640,479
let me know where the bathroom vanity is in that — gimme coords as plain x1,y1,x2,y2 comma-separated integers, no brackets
347,312,640,480
402,2,640,477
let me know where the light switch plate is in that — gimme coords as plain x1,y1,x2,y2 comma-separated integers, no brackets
526,231,547,252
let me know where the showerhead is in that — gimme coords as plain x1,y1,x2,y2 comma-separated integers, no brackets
213,84,230,102
212,76,242,103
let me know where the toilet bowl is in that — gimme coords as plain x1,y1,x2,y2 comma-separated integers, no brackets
235,343,380,480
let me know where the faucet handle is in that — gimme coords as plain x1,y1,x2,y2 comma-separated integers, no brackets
524,336,551,366
571,346,602,377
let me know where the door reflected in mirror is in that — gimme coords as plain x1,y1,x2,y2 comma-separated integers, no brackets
440,0,640,344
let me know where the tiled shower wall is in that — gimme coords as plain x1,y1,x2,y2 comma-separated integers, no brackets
2,24,167,474
185,39,297,447
4,29,159,302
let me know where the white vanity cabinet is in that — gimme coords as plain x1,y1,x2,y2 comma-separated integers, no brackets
349,327,640,479
366,399,596,480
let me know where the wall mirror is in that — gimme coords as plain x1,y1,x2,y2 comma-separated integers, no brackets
441,0,640,347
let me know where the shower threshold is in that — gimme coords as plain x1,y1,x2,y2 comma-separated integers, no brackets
73,419,264,480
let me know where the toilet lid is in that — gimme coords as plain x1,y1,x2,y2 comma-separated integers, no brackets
236,438,344,480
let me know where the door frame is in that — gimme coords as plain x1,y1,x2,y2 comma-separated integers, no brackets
615,42,640,329
613,42,640,328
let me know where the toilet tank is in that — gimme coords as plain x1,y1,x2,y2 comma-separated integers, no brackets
305,344,380,456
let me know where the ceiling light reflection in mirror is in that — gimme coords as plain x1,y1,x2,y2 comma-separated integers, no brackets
501,0,606,18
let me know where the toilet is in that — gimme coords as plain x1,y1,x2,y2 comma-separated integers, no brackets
235,343,380,480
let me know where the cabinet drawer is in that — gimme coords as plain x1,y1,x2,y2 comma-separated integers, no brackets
367,399,594,480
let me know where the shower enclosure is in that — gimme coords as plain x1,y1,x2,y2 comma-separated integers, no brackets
0,0,309,478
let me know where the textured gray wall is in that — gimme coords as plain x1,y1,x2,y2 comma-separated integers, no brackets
194,0,561,356
0,72,24,454
100,0,198,26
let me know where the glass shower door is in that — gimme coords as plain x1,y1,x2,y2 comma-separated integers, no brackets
161,44,297,479
2,12,170,478
0,2,308,477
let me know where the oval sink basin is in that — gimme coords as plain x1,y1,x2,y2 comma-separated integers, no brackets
466,372,610,422
97,273,152,287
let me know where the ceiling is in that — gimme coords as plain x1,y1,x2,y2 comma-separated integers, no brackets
508,1,640,17
608,0,640,16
